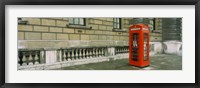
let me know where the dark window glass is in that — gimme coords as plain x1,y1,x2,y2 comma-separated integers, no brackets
69,18,85,26
113,18,121,29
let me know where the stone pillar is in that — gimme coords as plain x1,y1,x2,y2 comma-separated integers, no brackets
45,50,58,64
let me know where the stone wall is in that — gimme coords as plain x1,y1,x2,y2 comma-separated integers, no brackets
18,17,164,49
18,18,129,42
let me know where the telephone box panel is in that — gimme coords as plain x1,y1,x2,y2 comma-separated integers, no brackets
129,24,150,67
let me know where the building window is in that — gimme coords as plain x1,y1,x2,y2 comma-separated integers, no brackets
69,18,85,26
113,18,121,29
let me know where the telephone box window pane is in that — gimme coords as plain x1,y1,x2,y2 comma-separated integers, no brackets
132,33,139,61
144,33,148,61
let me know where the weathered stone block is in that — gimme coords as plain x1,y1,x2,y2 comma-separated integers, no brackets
18,32,24,40
99,25,107,30
85,30,94,34
18,25,33,31
105,31,113,35
103,21,113,26
62,18,69,21
106,26,113,31
98,35,106,40
51,18,63,20
123,32,128,36
49,27,62,33
57,34,69,40
95,31,102,34
90,24,98,30
41,19,56,26
106,36,113,40
69,34,80,40
89,19,94,24
81,35,90,40
90,35,99,40
94,20,103,24
63,28,75,33
75,29,85,34
25,32,41,40
33,26,48,32
112,32,117,35
22,18,41,25
114,36,119,40
107,18,113,21
56,20,68,27
42,33,56,40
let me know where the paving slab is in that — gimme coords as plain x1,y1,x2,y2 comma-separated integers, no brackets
56,54,182,70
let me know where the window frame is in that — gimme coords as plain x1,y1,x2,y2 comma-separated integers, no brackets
113,18,121,29
69,18,86,26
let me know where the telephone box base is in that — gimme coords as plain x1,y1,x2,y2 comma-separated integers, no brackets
130,64,150,68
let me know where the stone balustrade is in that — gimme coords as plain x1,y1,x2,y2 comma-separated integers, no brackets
18,46,129,70
115,46,129,55
18,49,44,66
61,47,106,61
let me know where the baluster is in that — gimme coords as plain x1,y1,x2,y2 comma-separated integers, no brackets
28,52,33,65
65,49,68,61
118,48,120,55
92,48,94,57
73,49,76,60
120,47,122,55
84,49,87,58
123,47,125,55
125,47,126,53
118,47,121,55
81,49,85,59
87,48,89,58
91,48,93,58
71,49,75,60
34,52,39,64
67,49,71,60
75,49,79,59
63,50,66,61
95,48,97,57
97,48,99,57
18,56,20,66
89,48,91,58
114,48,116,55
100,48,103,57
88,49,90,58
78,49,82,59
122,47,124,55
92,48,95,57
22,52,27,66
102,48,105,56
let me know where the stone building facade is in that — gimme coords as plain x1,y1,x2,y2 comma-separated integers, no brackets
17,17,182,70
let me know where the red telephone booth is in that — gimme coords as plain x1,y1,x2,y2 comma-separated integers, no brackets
129,24,150,67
